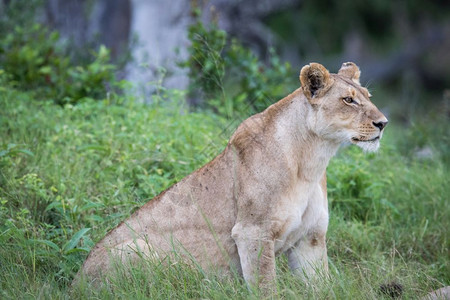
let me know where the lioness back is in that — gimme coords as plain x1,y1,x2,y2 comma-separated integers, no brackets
81,149,240,279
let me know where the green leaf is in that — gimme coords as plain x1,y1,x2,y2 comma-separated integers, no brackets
81,202,104,211
380,198,400,215
63,228,91,253
29,239,61,252
16,149,34,156
98,45,109,60
39,66,52,74
76,144,109,154
45,201,62,212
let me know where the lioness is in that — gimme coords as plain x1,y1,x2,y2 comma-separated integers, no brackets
79,62,387,290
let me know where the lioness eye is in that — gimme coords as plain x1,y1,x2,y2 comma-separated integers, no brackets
343,97,355,104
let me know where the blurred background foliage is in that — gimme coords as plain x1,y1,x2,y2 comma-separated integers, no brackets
262,0,450,122
1,0,449,117
0,0,116,105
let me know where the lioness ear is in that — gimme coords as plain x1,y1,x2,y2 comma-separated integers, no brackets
300,63,332,101
338,62,361,85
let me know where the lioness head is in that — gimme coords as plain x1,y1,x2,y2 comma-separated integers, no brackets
300,62,388,152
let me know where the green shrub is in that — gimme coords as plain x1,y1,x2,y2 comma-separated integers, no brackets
0,24,115,105
0,0,42,35
183,8,226,103
182,7,294,118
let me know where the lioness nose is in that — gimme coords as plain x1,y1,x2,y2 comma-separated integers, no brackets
373,120,388,130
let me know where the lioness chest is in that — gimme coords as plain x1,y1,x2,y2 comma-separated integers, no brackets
273,180,328,254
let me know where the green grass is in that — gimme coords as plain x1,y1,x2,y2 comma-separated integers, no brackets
0,84,448,299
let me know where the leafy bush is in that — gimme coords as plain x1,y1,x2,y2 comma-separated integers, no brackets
0,24,115,105
182,7,294,118
0,0,117,105
0,0,42,35
183,8,226,103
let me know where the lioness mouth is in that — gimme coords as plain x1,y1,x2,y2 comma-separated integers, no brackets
352,136,379,142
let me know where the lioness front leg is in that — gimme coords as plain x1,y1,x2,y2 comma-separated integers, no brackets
231,222,276,293
286,231,328,280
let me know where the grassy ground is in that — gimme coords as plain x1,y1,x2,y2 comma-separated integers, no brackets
0,84,448,299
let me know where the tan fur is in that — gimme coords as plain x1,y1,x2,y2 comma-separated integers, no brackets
79,62,387,291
